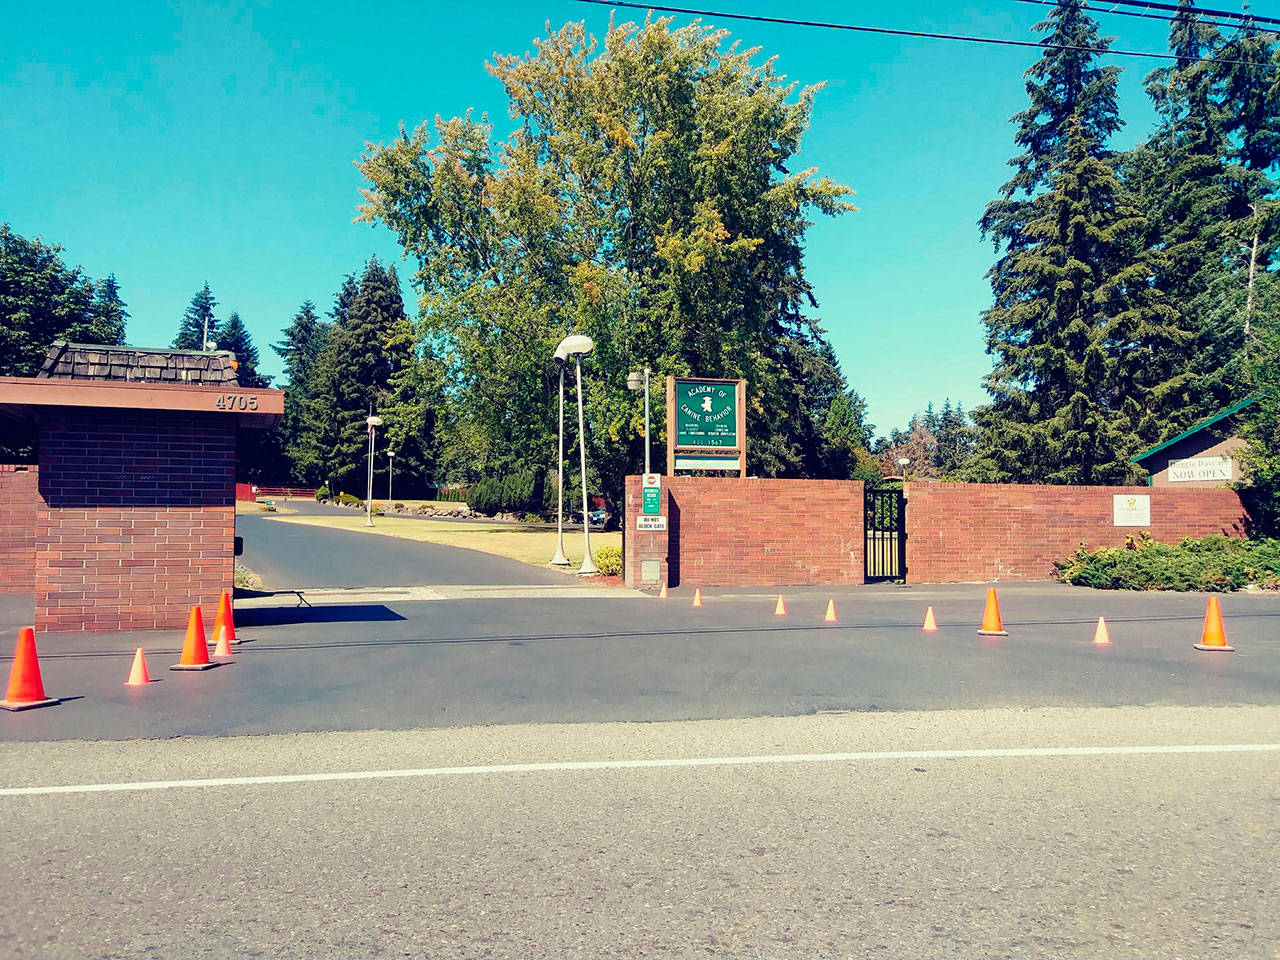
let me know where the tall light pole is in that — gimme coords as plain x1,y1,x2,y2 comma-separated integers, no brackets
552,335,596,572
627,367,652,475
387,449,395,506
365,413,382,526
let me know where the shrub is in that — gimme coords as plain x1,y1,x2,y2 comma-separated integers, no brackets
338,492,362,506
594,545,623,576
1055,534,1280,591
393,502,405,511
315,484,331,502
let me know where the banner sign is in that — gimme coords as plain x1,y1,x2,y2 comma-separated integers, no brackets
674,380,739,448
667,376,747,477
1168,456,1232,483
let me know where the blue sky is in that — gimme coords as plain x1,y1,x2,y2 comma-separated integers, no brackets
1,0,1180,434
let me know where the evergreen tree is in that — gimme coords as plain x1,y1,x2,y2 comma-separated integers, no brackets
174,282,217,350
270,301,329,483
972,4,1181,484
1126,2,1238,429
90,275,129,346
214,311,270,388
0,223,124,378
979,0,1122,249
294,260,410,490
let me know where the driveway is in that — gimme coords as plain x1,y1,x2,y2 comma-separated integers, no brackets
237,503,571,589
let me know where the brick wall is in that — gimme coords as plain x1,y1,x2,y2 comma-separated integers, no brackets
903,481,1249,583
36,409,236,633
0,464,42,593
625,476,865,587
626,476,1250,588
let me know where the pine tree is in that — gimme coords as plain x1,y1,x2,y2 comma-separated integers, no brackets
980,0,1122,250
972,4,1181,483
90,275,129,346
294,260,409,490
214,311,270,387
174,282,217,350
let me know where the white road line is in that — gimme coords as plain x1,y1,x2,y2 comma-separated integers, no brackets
2,743,1278,797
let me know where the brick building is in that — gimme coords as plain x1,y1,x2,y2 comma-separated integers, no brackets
0,343,283,633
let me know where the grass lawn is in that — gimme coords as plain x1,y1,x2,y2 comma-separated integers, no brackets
271,512,621,568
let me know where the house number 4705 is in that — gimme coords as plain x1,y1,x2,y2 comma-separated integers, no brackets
215,395,258,411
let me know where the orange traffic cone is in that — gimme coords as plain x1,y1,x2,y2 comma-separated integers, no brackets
922,606,938,633
124,648,156,685
1194,597,1234,652
824,599,838,623
774,595,787,616
659,582,668,599
692,588,702,608
211,591,241,649
171,606,218,671
1092,617,1111,646
1,627,60,711
978,588,1008,637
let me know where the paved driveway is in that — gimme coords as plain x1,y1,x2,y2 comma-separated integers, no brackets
237,503,572,588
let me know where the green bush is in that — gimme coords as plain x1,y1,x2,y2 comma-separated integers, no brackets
1055,534,1280,591
468,469,545,516
315,483,330,501
338,492,362,506
594,545,623,576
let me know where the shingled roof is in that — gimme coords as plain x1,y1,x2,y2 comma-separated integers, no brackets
37,341,241,385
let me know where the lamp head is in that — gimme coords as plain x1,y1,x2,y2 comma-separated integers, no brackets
553,335,595,364
626,371,645,391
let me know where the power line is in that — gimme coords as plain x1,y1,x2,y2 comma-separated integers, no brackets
570,0,1280,69
1014,0,1278,35
1098,0,1280,28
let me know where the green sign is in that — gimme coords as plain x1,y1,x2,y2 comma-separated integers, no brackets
641,474,661,516
674,379,738,449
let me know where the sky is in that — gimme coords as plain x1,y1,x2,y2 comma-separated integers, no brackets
0,0,1197,435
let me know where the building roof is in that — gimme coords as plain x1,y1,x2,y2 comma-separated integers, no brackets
1131,394,1264,465
38,341,240,385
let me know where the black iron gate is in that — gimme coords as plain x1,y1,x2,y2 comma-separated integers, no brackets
864,487,906,582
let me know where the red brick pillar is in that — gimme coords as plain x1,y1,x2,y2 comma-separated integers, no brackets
624,475,671,588
35,409,237,633
0,464,41,593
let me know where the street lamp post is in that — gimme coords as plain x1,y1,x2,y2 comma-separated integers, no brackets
387,449,395,506
626,367,652,475
365,414,383,526
552,335,597,573
897,457,911,482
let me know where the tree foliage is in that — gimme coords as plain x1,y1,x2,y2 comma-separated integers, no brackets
174,282,217,350
0,223,127,378
355,16,858,503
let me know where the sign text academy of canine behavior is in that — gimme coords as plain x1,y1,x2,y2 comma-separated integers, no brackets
666,376,748,477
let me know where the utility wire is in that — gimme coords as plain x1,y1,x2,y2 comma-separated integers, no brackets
1095,0,1280,28
1014,0,1278,35
571,0,1280,69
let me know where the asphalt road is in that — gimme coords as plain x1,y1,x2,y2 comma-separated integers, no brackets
2,705,1277,958
237,503,570,588
2,582,1278,741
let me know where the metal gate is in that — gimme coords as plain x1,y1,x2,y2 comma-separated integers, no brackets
864,487,906,582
